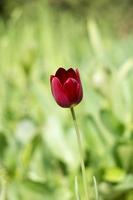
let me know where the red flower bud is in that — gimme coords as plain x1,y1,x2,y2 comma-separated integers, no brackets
50,67,83,108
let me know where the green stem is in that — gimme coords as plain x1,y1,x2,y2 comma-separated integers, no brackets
0,180,8,200
93,176,99,200
75,176,81,200
70,107,89,200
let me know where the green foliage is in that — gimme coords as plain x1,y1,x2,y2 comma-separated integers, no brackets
0,2,133,200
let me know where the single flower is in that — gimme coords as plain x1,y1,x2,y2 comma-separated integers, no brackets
50,67,83,108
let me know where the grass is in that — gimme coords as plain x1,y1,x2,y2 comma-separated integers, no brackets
0,2,133,200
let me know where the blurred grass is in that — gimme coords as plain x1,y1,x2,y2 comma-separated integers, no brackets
0,1,133,200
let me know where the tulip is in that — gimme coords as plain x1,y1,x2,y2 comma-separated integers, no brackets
50,67,83,108
50,67,89,200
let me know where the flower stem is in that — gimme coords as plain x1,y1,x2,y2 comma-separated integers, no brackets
70,107,89,200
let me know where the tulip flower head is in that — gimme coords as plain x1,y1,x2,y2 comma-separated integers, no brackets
50,67,83,108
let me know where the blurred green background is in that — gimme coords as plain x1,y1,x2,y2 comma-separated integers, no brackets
0,0,133,199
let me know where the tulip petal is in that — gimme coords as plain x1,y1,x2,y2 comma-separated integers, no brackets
63,78,78,104
51,77,70,107
55,67,68,84
50,75,55,83
76,83,83,103
75,69,83,100
67,68,77,80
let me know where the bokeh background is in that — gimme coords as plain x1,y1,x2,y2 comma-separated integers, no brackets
0,0,133,199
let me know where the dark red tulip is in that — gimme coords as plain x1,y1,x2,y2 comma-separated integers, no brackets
50,67,83,108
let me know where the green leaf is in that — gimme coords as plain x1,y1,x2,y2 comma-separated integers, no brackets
114,175,133,191
104,167,126,183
